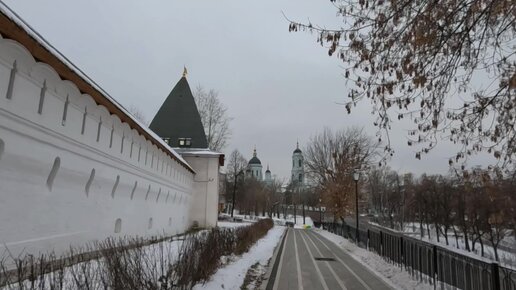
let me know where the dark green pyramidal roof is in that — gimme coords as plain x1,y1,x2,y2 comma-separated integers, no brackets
149,76,208,148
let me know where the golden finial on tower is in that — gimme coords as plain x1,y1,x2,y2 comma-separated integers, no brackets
253,146,257,157
182,66,188,78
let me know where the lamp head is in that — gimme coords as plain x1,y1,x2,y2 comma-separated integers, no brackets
353,168,360,181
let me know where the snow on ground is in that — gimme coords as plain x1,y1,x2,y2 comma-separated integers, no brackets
193,226,285,290
316,228,433,290
272,215,314,229
217,221,253,228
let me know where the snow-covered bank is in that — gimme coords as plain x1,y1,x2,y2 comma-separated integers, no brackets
371,222,516,269
218,221,253,228
193,226,285,290
316,229,432,290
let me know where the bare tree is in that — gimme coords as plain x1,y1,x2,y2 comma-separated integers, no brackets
264,179,285,218
288,0,516,169
304,127,378,222
128,105,149,126
193,86,232,152
226,150,248,216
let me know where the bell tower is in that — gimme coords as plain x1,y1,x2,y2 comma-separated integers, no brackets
291,142,304,185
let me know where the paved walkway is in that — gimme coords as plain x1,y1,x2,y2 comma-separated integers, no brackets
272,228,392,290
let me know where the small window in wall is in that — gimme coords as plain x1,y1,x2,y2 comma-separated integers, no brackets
130,181,138,200
120,135,124,154
85,168,95,196
81,108,87,135
299,160,301,167
114,218,122,233
178,138,191,147
145,185,151,201
148,218,153,229
47,157,61,191
109,127,114,148
156,188,161,203
298,174,302,182
163,137,171,145
5,60,16,100
61,96,69,126
37,80,47,114
111,175,120,198
96,119,102,142
0,138,4,160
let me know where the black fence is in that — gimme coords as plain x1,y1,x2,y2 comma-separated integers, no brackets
318,222,516,290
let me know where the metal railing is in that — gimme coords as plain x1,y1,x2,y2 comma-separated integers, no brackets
318,222,516,290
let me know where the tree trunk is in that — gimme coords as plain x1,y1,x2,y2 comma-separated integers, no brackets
419,218,424,238
453,227,459,248
463,228,470,252
491,237,500,262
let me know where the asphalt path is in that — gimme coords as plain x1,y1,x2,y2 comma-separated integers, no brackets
272,228,392,290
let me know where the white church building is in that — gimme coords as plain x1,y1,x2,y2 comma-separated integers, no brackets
245,148,273,186
0,7,222,259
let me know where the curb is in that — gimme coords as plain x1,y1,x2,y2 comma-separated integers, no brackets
261,227,287,290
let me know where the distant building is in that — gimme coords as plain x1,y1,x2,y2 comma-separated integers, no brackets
244,147,276,188
291,142,305,186
246,148,263,181
264,164,272,186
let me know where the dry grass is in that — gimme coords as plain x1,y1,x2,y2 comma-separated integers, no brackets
0,219,274,289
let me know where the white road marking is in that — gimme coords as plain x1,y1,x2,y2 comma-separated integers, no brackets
299,230,330,290
293,229,304,290
273,228,288,290
310,231,373,290
304,231,348,290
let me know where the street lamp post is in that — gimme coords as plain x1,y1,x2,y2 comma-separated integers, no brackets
301,188,306,225
353,169,360,244
319,198,323,224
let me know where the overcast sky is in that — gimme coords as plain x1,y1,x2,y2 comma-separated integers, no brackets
4,0,492,181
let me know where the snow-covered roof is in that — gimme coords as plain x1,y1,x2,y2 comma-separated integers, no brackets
174,148,225,166
0,3,194,173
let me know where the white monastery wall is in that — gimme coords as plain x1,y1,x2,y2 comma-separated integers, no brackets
0,34,195,259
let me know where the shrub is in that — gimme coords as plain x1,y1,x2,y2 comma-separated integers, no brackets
0,219,274,289
172,218,274,288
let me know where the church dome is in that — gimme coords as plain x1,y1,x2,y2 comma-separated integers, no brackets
293,142,302,154
249,156,261,165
